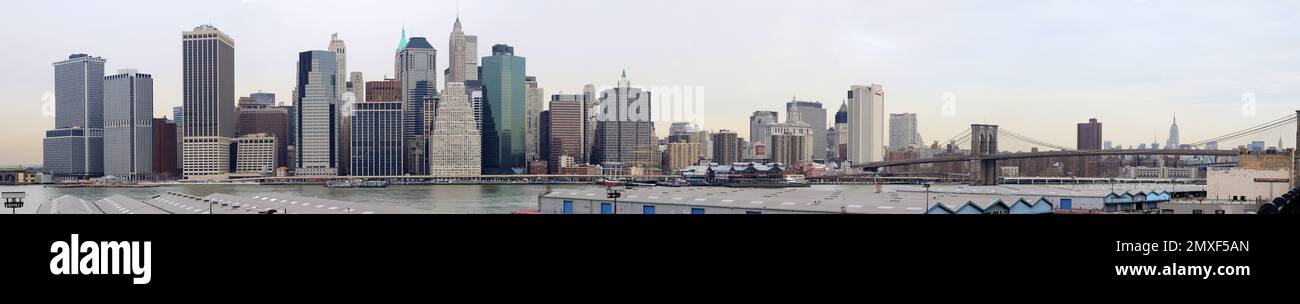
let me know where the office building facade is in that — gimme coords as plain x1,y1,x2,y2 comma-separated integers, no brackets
350,100,404,177
181,25,236,179
103,69,154,180
481,44,527,174
397,37,437,175
428,82,482,176
44,54,106,180
848,84,885,163
294,50,341,176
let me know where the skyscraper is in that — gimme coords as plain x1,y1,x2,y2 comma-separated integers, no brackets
1077,118,1103,150
329,33,348,106
44,54,106,180
833,101,849,161
594,72,656,173
294,50,341,176
481,44,527,174
749,111,778,145
396,36,437,175
848,84,885,163
549,94,587,172
787,100,827,162
583,84,598,162
711,130,741,164
428,82,481,176
347,72,364,110
525,76,544,162
1166,114,1180,149
447,18,468,84
181,25,235,179
464,35,479,81
888,113,919,151
351,98,404,177
103,69,153,180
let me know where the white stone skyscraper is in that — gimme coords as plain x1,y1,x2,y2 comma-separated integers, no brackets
1166,114,1180,149
329,33,348,105
181,25,236,180
464,35,479,81
448,18,468,84
104,69,153,180
428,82,481,176
848,84,885,163
525,76,544,162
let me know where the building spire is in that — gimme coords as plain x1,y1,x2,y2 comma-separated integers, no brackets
397,25,408,52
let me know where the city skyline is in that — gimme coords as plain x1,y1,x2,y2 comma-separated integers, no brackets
4,0,1300,165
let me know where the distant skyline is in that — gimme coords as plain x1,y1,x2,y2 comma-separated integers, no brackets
3,0,1299,165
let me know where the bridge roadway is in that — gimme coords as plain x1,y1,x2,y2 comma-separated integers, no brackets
853,149,1238,169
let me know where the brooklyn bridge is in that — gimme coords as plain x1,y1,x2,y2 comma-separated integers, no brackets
852,110,1300,186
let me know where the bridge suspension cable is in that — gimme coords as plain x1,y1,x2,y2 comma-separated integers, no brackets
944,127,972,148
998,128,1073,151
1186,113,1298,148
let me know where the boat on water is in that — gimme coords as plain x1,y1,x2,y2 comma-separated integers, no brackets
359,180,389,188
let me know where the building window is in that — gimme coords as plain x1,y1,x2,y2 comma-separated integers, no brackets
1215,210,1225,215
690,208,705,214
642,205,655,214
1193,210,1203,215
1161,209,1175,214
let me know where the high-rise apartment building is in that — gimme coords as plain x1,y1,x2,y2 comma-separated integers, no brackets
888,113,920,151
1077,118,1103,151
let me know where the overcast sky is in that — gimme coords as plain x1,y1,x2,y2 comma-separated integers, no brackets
2,0,1299,166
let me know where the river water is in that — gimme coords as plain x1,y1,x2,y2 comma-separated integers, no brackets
0,184,556,214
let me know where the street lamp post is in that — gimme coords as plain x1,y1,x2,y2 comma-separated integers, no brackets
922,183,932,213
3,192,27,215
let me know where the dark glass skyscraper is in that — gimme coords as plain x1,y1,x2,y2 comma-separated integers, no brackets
397,37,437,175
351,101,404,176
481,44,527,174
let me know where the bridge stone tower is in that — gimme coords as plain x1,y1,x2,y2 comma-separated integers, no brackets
969,124,999,186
